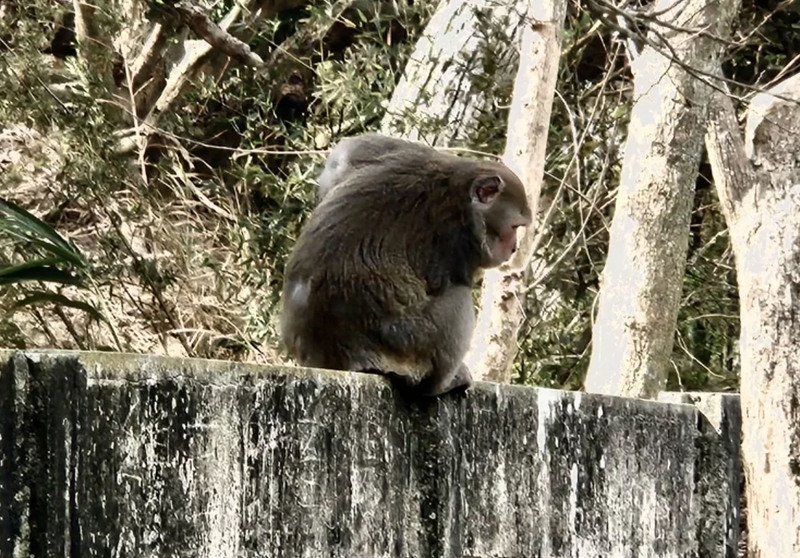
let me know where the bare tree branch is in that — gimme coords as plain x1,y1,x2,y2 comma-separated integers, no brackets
172,0,264,67
116,1,256,153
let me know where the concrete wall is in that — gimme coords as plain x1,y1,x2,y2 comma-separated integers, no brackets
0,350,741,558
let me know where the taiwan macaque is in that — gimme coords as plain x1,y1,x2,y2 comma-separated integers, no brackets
281,133,531,397
315,134,433,202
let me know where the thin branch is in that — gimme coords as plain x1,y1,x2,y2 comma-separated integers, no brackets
116,1,256,153
585,0,800,106
171,0,264,67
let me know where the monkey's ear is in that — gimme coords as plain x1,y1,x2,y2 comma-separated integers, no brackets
471,175,505,205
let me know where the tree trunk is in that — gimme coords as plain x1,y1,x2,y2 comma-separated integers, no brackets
583,0,740,398
380,0,528,146
705,75,800,558
464,3,567,383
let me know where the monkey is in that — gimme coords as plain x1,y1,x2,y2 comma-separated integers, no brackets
315,133,435,202
281,133,531,397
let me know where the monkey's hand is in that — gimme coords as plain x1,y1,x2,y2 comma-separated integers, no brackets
415,362,473,398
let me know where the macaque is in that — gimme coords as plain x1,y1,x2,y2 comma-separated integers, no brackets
315,133,432,202
281,133,531,397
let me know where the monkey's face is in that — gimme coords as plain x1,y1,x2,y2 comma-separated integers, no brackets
470,169,532,268
487,223,523,265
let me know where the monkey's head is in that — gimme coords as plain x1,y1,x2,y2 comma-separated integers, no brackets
468,164,532,268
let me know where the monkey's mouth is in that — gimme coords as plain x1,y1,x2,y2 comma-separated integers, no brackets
485,230,517,266
499,228,518,255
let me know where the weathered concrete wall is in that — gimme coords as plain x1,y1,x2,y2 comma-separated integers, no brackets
658,392,742,558
0,350,740,558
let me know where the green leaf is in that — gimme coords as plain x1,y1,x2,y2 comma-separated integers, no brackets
0,257,66,275
1,227,84,268
0,198,87,267
8,292,105,322
0,263,83,286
